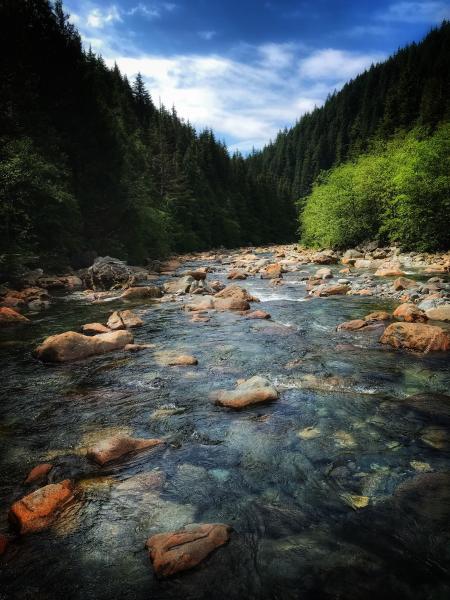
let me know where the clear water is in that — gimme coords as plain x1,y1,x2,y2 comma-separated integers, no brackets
0,254,449,600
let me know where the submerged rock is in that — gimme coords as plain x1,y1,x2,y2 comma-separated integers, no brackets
87,435,163,466
211,376,279,409
146,523,231,577
107,309,143,330
0,307,29,326
167,354,198,366
35,330,133,362
9,480,75,534
401,392,450,422
394,472,450,525
380,322,450,352
121,286,162,300
337,319,368,331
25,463,53,484
246,310,271,320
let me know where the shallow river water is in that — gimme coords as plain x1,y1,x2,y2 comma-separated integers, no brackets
0,253,449,600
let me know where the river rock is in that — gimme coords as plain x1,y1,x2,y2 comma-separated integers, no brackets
337,319,368,331
380,322,450,352
394,472,450,525
375,266,405,277
186,297,215,311
0,307,30,326
364,311,391,321
25,463,53,484
401,392,450,422
163,276,194,295
227,270,247,280
81,322,111,335
124,343,154,352
167,355,198,366
183,270,207,281
0,534,9,555
146,523,231,577
315,267,333,279
107,310,143,330
425,305,450,322
312,283,349,297
9,480,75,534
393,277,418,291
246,310,271,319
211,376,279,409
121,286,162,300
214,284,258,303
312,251,337,264
86,256,135,290
87,436,164,466
393,303,427,323
261,263,283,279
35,330,133,362
214,297,250,311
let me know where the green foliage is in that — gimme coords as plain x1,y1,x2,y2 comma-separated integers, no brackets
300,124,450,251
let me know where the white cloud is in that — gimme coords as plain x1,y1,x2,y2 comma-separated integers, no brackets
259,43,294,68
86,5,122,28
379,1,450,23
198,30,217,41
299,48,384,80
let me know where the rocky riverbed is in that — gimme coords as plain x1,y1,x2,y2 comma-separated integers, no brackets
0,244,449,599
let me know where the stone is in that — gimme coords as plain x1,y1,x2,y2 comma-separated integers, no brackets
246,310,271,320
394,472,450,525
25,463,53,484
298,427,321,440
35,330,133,362
0,534,9,555
261,263,283,279
393,303,427,323
163,276,194,295
337,319,368,331
86,256,136,290
214,284,258,303
312,251,337,264
311,283,349,297
354,259,373,269
107,310,143,330
211,376,278,409
214,297,250,311
146,523,231,578
81,322,111,335
87,436,164,466
0,307,30,326
167,355,198,366
401,392,450,422
124,343,154,352
343,249,364,259
375,266,405,277
420,426,449,450
186,297,215,311
121,286,162,300
183,270,207,281
227,270,247,280
9,480,75,534
426,305,450,322
380,322,450,352
364,311,391,321
393,277,418,291
315,267,333,279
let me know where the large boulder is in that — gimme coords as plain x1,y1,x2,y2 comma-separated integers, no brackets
260,263,283,279
9,480,75,534
146,523,231,578
393,277,418,291
86,256,135,290
393,303,427,323
315,267,333,279
211,376,279,409
87,435,163,466
81,322,111,335
163,276,195,295
0,307,29,326
121,286,162,300
312,251,338,264
337,319,368,331
311,283,349,297
380,322,450,352
25,463,53,484
364,311,391,321
375,265,405,277
107,310,143,330
35,330,133,362
214,297,250,311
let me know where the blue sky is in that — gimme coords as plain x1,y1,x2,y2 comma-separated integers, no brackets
65,0,450,152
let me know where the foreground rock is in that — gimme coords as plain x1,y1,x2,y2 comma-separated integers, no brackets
0,307,30,326
107,310,143,330
81,322,111,335
35,330,133,362
311,283,349,297
9,480,75,534
25,463,53,484
380,323,450,352
211,376,278,409
214,284,258,303
146,523,231,577
426,305,450,322
214,297,250,311
87,435,163,466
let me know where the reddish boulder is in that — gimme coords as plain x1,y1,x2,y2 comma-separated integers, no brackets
393,277,418,291
146,523,231,577
227,270,247,280
35,330,133,362
81,322,111,335
380,322,450,352
375,266,405,277
393,303,427,323
246,310,271,320
9,480,75,534
337,319,367,331
312,283,349,297
214,284,258,303
87,436,164,466
25,463,53,484
261,263,283,279
214,297,250,311
121,286,162,300
364,311,391,322
0,307,30,326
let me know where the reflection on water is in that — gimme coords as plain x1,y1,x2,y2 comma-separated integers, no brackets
0,255,449,600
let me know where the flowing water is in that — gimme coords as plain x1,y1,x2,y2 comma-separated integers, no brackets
0,253,449,600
